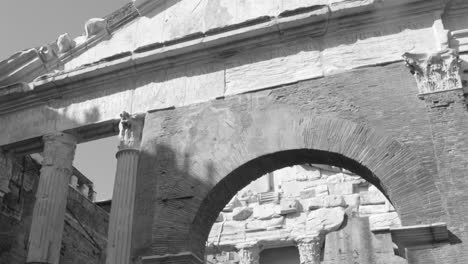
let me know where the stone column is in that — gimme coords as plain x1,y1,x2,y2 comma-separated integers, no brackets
296,237,323,264
106,111,144,264
26,133,77,264
237,244,261,264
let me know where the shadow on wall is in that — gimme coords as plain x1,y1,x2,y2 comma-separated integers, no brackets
131,143,387,260
131,143,218,259
189,149,383,257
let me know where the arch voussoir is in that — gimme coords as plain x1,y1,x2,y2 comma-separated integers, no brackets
143,106,445,259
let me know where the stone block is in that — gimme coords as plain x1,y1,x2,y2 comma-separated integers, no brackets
360,191,386,205
305,197,324,210
238,190,258,206
295,165,321,181
280,200,300,215
221,221,246,233
328,182,355,195
359,204,389,215
253,203,281,220
306,207,345,235
343,194,360,208
369,212,401,230
282,180,305,197
232,207,253,221
246,217,285,231
323,195,346,208
324,172,345,183
284,213,306,229
216,213,224,222
223,197,242,212
304,179,328,188
315,185,329,196
225,39,323,95
368,185,379,193
300,188,316,199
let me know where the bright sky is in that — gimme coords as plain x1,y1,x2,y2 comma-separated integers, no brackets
0,0,130,200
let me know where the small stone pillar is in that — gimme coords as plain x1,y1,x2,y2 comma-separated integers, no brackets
106,112,144,264
237,244,261,264
69,175,78,188
296,237,323,264
26,133,77,264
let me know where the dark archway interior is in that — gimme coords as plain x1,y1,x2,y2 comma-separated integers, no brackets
189,148,388,256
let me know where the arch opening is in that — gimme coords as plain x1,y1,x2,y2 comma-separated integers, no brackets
135,109,445,263
191,149,402,262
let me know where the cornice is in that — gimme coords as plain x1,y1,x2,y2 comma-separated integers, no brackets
0,2,139,88
0,0,444,117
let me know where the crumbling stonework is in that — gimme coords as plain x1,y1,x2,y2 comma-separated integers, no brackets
0,0,468,263
0,152,108,264
206,165,403,264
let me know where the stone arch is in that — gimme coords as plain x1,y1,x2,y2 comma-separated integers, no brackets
135,106,445,261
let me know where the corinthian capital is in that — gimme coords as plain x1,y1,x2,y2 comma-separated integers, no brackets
296,236,323,264
237,243,261,264
403,48,462,95
118,111,144,150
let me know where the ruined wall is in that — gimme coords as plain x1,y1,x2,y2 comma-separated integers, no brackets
134,61,466,263
206,165,404,264
0,152,109,264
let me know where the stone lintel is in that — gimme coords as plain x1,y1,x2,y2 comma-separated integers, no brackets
391,222,449,249
1,118,120,154
140,252,204,264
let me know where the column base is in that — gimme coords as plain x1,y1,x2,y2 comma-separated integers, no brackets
140,252,203,264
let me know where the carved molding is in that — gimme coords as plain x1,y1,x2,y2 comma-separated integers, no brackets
403,48,462,95
237,244,261,264
42,133,77,169
296,236,323,264
118,111,144,150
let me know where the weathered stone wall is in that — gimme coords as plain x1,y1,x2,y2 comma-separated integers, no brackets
206,164,404,264
133,61,466,263
0,153,109,264
0,0,449,147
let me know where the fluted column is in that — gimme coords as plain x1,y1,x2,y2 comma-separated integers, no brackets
106,111,144,264
296,237,323,264
237,244,261,264
26,133,77,264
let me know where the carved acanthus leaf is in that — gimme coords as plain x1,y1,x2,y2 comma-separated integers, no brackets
237,244,261,264
118,111,144,150
296,236,323,264
403,48,462,95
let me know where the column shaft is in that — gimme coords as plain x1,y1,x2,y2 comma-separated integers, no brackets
106,149,139,264
27,133,77,264
106,111,143,264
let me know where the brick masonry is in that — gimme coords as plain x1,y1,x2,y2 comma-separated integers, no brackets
132,62,468,263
